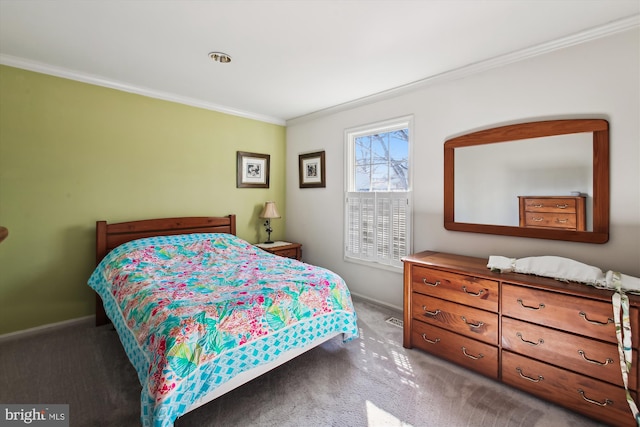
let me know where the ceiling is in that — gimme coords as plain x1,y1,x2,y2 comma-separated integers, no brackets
1,1,638,125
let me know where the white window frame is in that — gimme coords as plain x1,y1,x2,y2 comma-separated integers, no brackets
344,116,413,270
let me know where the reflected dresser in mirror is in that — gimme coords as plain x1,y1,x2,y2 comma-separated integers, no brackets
518,195,586,231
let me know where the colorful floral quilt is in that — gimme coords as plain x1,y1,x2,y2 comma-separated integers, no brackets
88,233,358,427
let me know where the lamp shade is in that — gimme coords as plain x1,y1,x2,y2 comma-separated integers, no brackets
260,201,281,219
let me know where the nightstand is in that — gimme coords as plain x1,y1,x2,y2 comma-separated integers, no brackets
255,241,302,261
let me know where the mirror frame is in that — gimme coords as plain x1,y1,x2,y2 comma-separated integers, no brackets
444,119,609,243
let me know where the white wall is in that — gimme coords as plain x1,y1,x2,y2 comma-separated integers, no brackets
285,29,640,310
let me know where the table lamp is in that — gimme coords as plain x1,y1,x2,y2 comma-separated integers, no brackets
259,201,281,243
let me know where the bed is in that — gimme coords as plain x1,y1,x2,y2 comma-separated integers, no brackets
88,215,358,427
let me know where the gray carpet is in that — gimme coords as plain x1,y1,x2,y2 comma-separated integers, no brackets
0,297,605,427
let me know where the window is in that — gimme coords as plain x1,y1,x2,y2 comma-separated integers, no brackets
344,116,412,269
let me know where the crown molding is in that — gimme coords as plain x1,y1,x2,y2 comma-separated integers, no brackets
287,14,640,126
0,54,286,126
1,14,636,128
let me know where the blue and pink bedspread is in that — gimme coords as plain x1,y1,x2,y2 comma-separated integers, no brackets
88,233,358,427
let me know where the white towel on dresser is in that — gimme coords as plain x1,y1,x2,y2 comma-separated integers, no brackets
487,255,606,284
487,255,640,293
605,270,640,293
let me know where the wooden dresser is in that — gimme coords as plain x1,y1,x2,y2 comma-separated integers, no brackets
518,195,586,231
403,251,639,426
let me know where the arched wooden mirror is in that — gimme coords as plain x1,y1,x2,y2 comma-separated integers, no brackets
444,119,609,243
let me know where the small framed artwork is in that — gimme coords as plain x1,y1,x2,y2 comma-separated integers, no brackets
299,151,326,188
237,151,270,188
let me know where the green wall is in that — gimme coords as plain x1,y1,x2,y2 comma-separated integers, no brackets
0,65,286,334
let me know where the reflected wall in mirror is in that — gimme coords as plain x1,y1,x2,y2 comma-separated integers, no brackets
444,119,609,243
455,133,593,229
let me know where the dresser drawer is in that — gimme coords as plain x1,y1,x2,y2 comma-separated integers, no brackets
502,316,637,390
411,266,499,312
502,351,636,427
412,293,498,345
412,320,498,379
523,197,578,213
522,212,577,229
502,283,639,346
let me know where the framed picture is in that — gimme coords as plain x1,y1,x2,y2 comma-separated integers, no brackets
237,151,270,188
299,151,326,188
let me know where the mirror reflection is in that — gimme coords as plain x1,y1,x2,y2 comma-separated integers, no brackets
454,133,593,230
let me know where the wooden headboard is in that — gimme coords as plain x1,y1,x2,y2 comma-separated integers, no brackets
94,215,236,325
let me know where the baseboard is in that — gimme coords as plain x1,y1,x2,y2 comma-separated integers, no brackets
350,292,402,313
0,295,400,342
0,315,94,343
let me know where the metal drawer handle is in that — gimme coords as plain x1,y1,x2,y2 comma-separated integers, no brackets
532,204,544,208
555,204,569,209
556,219,569,223
516,332,544,346
578,350,614,366
577,389,613,407
461,346,484,360
516,367,543,383
531,217,544,222
422,279,440,287
462,286,484,297
422,307,441,316
517,299,545,310
460,316,484,329
579,311,613,326
421,333,440,344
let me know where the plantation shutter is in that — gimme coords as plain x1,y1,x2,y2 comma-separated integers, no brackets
346,191,410,267
345,192,375,260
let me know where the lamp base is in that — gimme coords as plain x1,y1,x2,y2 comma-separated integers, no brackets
264,240,274,244
263,219,275,246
